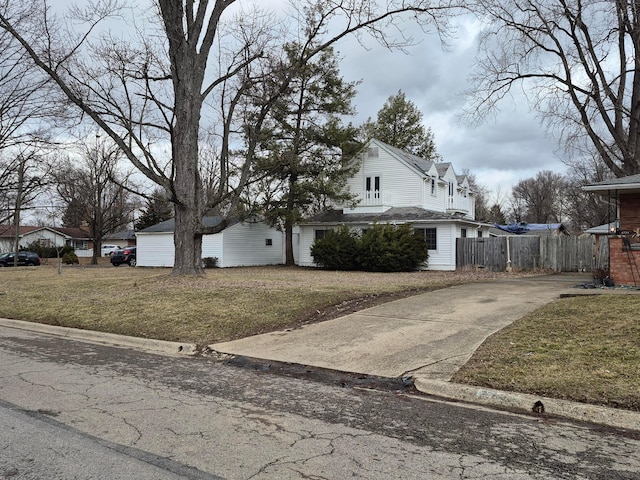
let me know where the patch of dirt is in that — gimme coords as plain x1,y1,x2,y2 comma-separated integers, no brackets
290,287,438,329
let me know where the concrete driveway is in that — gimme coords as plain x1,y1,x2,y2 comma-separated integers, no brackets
211,273,599,383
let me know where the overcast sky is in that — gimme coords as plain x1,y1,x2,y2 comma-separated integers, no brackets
330,15,565,205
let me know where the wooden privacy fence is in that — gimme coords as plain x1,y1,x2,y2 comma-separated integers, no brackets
456,236,607,272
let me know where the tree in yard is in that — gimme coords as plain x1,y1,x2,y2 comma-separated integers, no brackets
0,6,59,250
253,44,360,265
135,188,173,231
54,138,139,264
487,203,507,224
563,154,614,231
509,170,567,224
361,90,440,159
466,0,640,178
0,1,456,275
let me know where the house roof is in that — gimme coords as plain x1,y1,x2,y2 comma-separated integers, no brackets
105,229,136,240
137,216,242,233
582,174,640,194
0,225,90,240
584,222,616,235
301,207,482,226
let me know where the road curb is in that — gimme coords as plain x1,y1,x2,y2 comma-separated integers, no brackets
414,378,640,432
0,318,198,356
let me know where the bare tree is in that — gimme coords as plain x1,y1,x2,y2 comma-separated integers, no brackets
0,0,457,275
510,170,567,224
564,154,614,230
467,0,640,177
54,137,139,264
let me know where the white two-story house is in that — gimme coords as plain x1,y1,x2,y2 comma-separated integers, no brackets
297,139,489,270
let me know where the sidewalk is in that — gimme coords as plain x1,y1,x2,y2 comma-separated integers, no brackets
212,273,640,431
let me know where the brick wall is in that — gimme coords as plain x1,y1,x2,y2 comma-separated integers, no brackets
608,237,640,286
619,194,640,230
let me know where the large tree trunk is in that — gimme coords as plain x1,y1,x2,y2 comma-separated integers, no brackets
284,174,297,266
170,64,206,275
173,202,204,276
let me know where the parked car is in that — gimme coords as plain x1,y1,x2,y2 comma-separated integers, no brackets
101,244,121,256
0,251,41,267
110,247,136,267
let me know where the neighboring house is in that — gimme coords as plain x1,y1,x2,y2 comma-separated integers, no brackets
297,139,489,271
105,229,137,247
0,225,93,256
583,174,640,285
136,216,285,268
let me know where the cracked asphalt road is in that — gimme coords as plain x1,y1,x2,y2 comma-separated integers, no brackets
1,326,639,479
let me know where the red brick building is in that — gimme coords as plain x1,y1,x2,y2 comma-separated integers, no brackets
583,175,640,286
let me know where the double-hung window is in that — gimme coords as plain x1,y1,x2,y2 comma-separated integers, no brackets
415,228,437,250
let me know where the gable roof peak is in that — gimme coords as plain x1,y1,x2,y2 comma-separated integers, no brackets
366,138,435,176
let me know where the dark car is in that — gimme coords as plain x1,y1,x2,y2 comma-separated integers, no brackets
110,246,136,267
0,251,41,267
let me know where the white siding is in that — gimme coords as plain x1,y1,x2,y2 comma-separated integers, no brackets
136,222,284,268
344,149,424,212
136,233,175,267
424,224,456,271
298,222,460,271
298,225,322,267
220,222,284,267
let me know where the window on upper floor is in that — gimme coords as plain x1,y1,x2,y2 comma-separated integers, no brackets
367,147,379,157
448,182,455,197
414,227,437,250
365,175,381,199
430,178,436,196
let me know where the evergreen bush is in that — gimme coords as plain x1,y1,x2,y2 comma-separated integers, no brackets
310,226,360,270
61,251,79,264
311,223,428,272
24,241,75,259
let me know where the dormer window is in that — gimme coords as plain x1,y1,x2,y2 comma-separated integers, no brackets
430,178,436,196
448,182,455,196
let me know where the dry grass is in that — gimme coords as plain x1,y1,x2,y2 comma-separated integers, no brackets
0,264,506,345
452,295,640,411
2,263,637,410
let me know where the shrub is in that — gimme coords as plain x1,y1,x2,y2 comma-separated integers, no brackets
202,257,218,268
24,241,75,259
358,223,429,272
61,252,79,264
310,226,360,270
311,223,428,272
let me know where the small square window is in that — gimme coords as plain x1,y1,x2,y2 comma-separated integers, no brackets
315,230,326,240
265,238,273,246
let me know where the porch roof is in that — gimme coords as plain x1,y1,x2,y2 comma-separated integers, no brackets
583,174,640,194
301,207,483,226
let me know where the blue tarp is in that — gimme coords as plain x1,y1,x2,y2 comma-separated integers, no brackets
494,223,566,235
